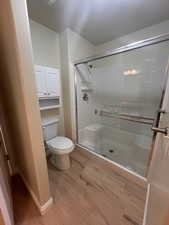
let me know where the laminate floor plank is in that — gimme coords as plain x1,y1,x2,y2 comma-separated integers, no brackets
12,149,147,225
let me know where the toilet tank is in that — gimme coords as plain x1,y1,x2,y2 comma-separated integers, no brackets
42,119,59,141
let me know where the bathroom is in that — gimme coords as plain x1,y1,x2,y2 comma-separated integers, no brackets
27,0,169,221
1,0,169,225
27,2,169,175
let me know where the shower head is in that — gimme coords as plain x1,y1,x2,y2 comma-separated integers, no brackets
88,64,93,69
76,64,92,85
84,63,94,75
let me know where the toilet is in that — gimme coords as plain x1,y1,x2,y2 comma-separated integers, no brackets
42,119,74,170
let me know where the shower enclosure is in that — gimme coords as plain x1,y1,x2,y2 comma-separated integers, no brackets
74,35,169,177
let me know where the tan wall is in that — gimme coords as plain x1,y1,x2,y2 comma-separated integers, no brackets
0,97,17,175
0,0,51,207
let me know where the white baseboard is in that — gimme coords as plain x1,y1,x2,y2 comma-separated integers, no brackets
142,183,150,225
19,171,53,215
40,197,53,215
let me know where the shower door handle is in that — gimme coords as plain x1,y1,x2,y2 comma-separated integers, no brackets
151,109,168,135
151,127,169,135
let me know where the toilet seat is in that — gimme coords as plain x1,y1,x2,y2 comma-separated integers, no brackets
47,136,74,155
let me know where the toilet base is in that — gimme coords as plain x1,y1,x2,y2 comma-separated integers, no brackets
50,153,71,170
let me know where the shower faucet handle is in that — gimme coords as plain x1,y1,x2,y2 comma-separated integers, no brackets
82,93,89,101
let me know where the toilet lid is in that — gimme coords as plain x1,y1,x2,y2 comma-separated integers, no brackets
47,136,74,154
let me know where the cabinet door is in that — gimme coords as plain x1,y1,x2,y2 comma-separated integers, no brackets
46,68,60,97
35,66,47,98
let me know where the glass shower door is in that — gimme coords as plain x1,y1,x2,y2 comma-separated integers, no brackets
75,39,169,177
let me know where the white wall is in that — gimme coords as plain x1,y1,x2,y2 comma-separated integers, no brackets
30,20,60,67
96,19,169,53
29,20,65,135
60,28,96,140
68,29,96,140
68,29,96,62
59,30,71,138
29,21,96,140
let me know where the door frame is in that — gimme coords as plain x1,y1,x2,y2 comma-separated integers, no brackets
0,126,14,225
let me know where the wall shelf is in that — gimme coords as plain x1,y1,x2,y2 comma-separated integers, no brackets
40,105,61,111
39,96,60,100
39,98,61,111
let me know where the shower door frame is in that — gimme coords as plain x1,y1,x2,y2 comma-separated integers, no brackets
74,33,169,178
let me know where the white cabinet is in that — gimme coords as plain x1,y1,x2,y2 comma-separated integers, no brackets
46,68,60,97
35,65,61,99
35,66,47,98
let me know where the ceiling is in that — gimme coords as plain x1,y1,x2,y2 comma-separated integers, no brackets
27,0,169,45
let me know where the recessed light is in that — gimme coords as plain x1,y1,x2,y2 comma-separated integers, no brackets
123,69,140,76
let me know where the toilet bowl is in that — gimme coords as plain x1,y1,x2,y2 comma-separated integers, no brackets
47,136,74,170
42,120,74,170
